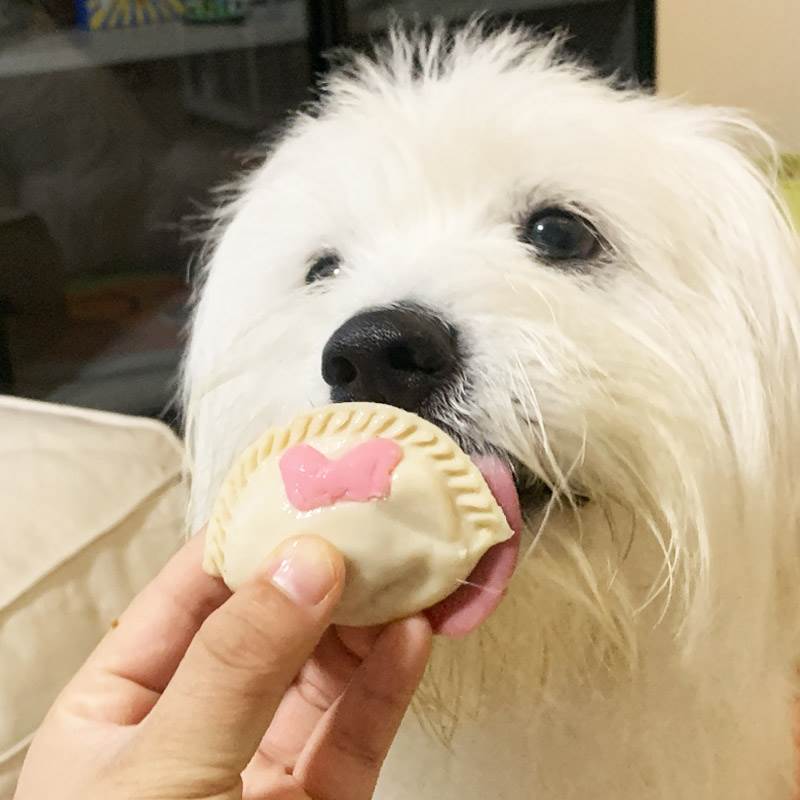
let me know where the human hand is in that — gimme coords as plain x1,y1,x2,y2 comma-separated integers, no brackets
13,533,432,800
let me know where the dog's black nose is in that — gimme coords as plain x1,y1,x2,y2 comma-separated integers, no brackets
322,304,461,411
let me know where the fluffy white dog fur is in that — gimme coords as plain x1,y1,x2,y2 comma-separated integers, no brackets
183,25,800,799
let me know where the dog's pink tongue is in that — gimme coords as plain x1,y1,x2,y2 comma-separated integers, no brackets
425,455,521,638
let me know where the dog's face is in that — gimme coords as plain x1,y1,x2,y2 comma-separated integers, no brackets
186,29,799,660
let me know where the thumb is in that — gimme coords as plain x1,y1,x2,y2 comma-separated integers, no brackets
142,535,344,775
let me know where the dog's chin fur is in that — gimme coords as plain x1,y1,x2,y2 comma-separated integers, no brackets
183,24,800,799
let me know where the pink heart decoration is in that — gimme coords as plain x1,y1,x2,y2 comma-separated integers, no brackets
279,438,404,512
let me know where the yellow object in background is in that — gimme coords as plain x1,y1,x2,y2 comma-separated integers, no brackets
780,155,800,231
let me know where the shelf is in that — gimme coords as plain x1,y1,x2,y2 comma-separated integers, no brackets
0,0,609,78
350,0,608,33
0,1,306,77
0,0,611,78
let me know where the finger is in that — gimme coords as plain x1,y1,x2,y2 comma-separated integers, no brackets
251,626,384,771
296,615,432,800
145,536,344,775
64,531,231,724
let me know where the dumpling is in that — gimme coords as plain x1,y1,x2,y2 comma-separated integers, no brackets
204,402,514,627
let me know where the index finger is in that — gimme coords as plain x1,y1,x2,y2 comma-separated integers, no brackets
63,531,230,725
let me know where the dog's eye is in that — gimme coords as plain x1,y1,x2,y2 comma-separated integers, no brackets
520,208,600,262
305,251,341,284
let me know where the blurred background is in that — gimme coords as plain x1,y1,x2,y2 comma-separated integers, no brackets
0,0,795,422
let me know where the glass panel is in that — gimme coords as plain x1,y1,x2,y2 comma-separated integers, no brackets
0,0,310,419
0,0,651,419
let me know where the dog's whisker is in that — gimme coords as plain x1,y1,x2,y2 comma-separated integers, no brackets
453,578,504,596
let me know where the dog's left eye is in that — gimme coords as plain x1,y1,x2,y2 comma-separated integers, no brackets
520,208,600,262
305,251,342,284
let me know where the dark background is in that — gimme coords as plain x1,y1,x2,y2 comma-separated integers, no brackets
0,0,655,420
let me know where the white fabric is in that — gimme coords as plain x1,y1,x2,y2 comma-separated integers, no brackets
0,397,187,799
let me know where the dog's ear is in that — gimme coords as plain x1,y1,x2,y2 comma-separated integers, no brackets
693,109,796,235
679,108,800,631
667,107,798,307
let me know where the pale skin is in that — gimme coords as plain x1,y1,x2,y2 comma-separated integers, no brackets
13,533,432,800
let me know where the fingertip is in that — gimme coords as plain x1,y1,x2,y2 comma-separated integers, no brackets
262,535,346,609
308,534,347,585
405,613,434,637
395,614,433,644
378,614,433,670
392,613,433,638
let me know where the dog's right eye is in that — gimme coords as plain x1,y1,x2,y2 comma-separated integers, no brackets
305,251,342,284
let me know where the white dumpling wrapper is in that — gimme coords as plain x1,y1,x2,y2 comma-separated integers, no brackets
204,402,513,626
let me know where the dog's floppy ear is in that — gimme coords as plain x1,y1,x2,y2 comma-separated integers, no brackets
677,108,800,641
696,108,796,235
667,106,799,320
705,112,799,372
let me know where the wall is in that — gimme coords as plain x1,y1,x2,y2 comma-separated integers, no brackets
657,0,800,150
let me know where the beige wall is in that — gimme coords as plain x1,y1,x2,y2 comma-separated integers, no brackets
657,0,800,150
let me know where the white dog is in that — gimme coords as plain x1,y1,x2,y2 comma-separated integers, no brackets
183,24,800,799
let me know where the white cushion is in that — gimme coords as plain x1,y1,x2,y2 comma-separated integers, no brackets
0,397,187,799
